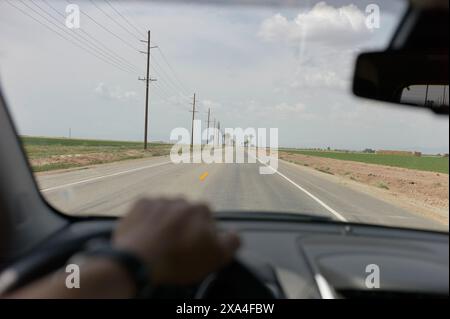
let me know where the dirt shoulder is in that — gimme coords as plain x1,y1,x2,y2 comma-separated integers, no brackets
28,146,171,172
280,151,449,225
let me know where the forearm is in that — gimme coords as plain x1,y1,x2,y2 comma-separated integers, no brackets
5,258,135,299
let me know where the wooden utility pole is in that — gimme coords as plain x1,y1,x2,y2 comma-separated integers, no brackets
424,84,429,107
190,93,197,148
212,118,216,146
206,108,211,145
139,30,157,149
217,121,220,147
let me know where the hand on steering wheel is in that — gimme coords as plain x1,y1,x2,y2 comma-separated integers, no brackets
114,198,241,286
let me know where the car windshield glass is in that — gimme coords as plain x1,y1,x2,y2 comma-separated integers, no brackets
0,0,448,232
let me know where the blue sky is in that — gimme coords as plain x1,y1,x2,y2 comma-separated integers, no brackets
0,0,448,154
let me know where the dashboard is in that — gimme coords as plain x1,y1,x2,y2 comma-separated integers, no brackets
3,214,449,299
226,217,449,298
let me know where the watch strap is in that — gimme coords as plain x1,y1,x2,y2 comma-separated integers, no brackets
81,240,154,299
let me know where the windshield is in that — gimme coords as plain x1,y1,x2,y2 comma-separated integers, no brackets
0,0,448,232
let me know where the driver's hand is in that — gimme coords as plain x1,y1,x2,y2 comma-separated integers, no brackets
113,198,240,285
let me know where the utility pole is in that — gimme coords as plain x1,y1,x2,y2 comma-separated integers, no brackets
206,108,211,145
212,118,216,146
139,30,158,150
190,93,197,148
442,85,447,106
424,84,429,107
217,121,220,147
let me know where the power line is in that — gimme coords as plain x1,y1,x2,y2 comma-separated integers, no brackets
150,55,191,101
89,0,141,41
23,0,135,73
150,60,191,102
95,0,192,98
141,79,194,111
136,79,170,103
151,52,191,100
152,83,178,102
88,0,192,99
5,0,135,75
157,47,192,95
151,80,180,102
147,83,191,109
106,0,148,37
103,0,146,38
25,0,196,114
40,0,143,73
92,0,189,99
30,0,141,74
151,82,193,111
63,0,140,53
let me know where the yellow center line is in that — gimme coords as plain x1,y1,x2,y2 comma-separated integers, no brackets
199,172,209,181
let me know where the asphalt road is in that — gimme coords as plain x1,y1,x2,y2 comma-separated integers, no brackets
36,151,446,231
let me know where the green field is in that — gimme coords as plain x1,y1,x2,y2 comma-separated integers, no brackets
281,149,449,174
21,136,171,172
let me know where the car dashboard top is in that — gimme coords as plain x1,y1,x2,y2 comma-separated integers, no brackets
5,213,449,299
223,216,449,299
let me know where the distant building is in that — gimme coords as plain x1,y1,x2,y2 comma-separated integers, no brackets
376,150,417,156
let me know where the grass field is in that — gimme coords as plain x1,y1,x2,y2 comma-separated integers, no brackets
281,149,449,174
21,136,172,172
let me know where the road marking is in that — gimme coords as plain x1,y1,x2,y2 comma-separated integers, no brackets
41,161,172,193
199,172,209,181
253,155,348,222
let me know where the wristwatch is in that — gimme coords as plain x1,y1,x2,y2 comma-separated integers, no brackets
73,239,154,299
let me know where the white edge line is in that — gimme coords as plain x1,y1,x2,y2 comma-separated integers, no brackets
253,155,348,222
42,154,348,223
41,161,172,193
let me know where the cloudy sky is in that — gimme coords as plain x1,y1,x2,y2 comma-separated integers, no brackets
0,0,448,153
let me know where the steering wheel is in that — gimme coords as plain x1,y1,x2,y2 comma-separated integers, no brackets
194,260,276,299
1,223,275,299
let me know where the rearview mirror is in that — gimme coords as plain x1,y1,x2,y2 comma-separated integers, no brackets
352,51,449,114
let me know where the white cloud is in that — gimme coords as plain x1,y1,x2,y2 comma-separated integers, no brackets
228,100,315,120
164,95,191,110
94,82,138,101
258,2,371,46
257,3,372,91
272,101,317,120
290,69,348,90
274,102,305,113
